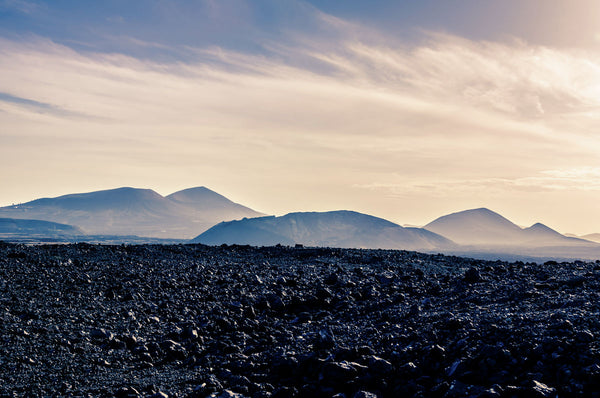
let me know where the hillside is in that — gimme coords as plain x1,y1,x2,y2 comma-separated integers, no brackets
193,210,454,251
0,187,263,239
0,217,83,239
425,208,593,247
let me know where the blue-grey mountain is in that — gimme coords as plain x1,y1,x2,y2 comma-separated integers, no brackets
192,210,455,251
0,217,83,239
0,187,263,239
580,233,600,244
424,208,600,261
424,208,592,247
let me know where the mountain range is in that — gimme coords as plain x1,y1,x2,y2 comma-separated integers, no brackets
566,233,600,244
424,208,592,247
193,207,600,261
0,187,263,239
1,187,599,261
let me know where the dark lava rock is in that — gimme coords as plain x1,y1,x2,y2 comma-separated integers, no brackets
353,391,377,398
320,361,358,384
463,267,481,283
1,243,599,397
529,380,557,397
365,355,393,375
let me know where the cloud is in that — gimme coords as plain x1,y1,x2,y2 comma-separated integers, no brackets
1,12,600,231
0,91,99,119
2,30,598,154
356,167,600,199
0,0,40,14
106,16,125,24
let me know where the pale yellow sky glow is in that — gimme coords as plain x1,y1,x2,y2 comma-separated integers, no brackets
1,9,600,234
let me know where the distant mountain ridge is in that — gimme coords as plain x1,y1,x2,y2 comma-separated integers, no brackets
0,217,83,237
193,210,455,251
582,233,600,243
566,233,600,244
424,208,593,247
0,187,263,239
1,188,598,261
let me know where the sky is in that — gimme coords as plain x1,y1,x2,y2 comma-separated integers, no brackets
1,0,600,234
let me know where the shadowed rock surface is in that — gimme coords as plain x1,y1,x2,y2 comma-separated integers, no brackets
1,242,600,397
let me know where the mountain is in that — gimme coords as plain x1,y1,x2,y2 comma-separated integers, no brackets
192,210,455,251
0,217,83,235
0,218,84,242
425,208,596,248
424,208,523,245
581,233,600,243
0,187,263,239
521,222,575,245
166,187,260,222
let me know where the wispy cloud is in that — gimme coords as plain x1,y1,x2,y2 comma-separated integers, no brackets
1,10,600,231
0,91,100,119
0,0,41,14
356,167,600,199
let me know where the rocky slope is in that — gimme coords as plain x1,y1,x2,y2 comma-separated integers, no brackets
1,242,600,397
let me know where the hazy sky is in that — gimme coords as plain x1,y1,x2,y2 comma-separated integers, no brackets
1,0,600,234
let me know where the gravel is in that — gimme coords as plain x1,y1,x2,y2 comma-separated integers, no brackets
1,241,600,397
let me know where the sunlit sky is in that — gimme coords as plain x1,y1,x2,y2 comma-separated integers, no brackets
1,0,600,234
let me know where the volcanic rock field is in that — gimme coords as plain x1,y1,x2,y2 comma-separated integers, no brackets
2,242,600,397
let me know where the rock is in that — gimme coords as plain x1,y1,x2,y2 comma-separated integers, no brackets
314,327,336,350
324,273,339,286
353,391,377,398
463,268,481,283
194,375,223,396
114,387,140,397
90,328,113,340
320,361,358,384
148,391,169,398
182,327,199,341
576,330,594,343
270,386,297,398
266,294,285,311
214,390,247,398
366,355,393,375
529,380,557,397
2,243,600,397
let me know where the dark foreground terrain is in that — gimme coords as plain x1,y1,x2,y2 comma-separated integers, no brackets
1,243,600,397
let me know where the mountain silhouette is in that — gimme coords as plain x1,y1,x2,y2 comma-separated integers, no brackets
0,217,83,236
192,210,454,251
581,233,600,243
425,208,593,247
0,187,263,238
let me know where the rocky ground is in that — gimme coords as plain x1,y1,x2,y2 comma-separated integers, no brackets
1,242,600,397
